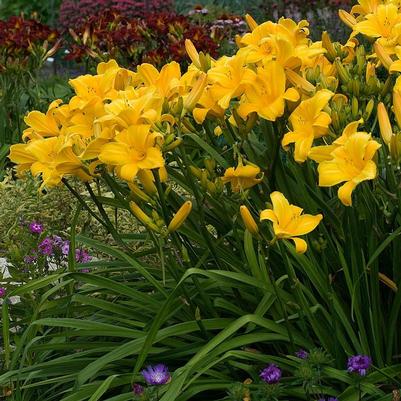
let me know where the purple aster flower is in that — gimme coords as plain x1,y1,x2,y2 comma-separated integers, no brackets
29,221,43,234
24,253,37,264
52,235,63,247
61,240,70,256
347,355,372,376
38,237,53,256
260,364,282,384
75,249,92,263
132,383,144,395
0,287,6,297
80,268,90,273
295,349,309,359
142,364,170,385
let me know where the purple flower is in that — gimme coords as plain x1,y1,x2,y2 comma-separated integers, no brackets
260,364,282,384
295,349,309,359
0,287,6,297
38,237,53,256
75,249,92,263
61,240,70,256
132,383,144,395
347,355,372,376
80,268,90,273
142,364,170,385
29,221,43,234
24,254,37,264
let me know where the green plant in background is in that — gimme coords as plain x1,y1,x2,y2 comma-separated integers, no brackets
0,0,62,25
3,1,401,401
0,14,64,179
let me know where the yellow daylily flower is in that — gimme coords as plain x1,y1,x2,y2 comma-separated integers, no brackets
260,191,322,253
22,100,68,140
351,0,381,16
222,164,263,192
207,55,256,110
317,132,381,206
98,125,164,182
137,62,183,100
309,119,365,162
9,137,89,188
238,60,299,121
354,4,401,50
282,89,333,162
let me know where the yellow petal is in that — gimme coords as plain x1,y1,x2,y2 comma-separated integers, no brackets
290,237,308,254
260,209,277,224
270,191,291,227
318,161,346,186
337,180,358,206
287,214,323,236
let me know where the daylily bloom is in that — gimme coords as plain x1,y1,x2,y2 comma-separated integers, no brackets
317,132,381,206
260,191,322,253
222,164,263,192
9,137,90,188
207,54,256,110
354,4,401,51
282,89,333,162
238,60,299,121
98,124,164,182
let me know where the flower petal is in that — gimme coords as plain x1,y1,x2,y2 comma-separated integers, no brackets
290,237,308,254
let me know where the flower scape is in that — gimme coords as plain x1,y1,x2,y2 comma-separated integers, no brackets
4,0,401,400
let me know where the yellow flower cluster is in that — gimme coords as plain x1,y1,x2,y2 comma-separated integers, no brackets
9,17,330,190
11,4,397,252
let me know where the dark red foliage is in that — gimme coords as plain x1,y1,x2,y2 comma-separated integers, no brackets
0,16,58,52
64,9,219,68
59,0,173,32
0,16,59,70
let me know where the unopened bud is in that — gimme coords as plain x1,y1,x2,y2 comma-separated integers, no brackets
245,14,258,31
363,99,375,121
168,201,193,232
137,169,157,195
338,9,357,29
322,31,337,62
393,91,401,128
129,201,159,231
240,205,259,237
378,102,393,145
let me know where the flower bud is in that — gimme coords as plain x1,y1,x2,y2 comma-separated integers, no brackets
185,39,201,69
137,169,157,195
129,201,159,231
214,126,223,136
159,166,168,182
378,102,393,145
338,9,357,29
184,73,207,111
322,31,337,61
334,58,351,84
393,91,401,128
164,138,183,151
204,158,216,174
374,42,393,70
351,97,359,119
168,201,192,232
390,133,401,162
285,69,315,94
128,183,153,203
240,205,259,236
363,98,375,121
245,14,258,31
